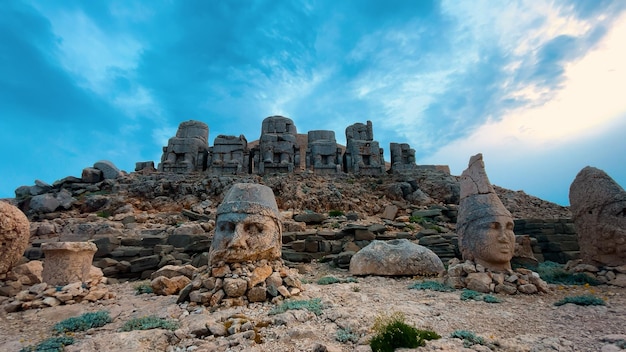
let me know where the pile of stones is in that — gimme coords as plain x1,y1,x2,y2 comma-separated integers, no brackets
2,261,112,312
565,260,626,287
179,259,302,308
445,258,550,294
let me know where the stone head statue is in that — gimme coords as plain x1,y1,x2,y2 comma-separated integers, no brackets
209,183,282,265
570,166,626,266
457,154,515,271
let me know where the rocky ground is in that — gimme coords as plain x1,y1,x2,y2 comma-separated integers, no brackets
0,169,597,352
1,261,625,352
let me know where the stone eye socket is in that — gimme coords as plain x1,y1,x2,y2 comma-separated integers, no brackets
506,222,514,230
489,222,501,230
218,222,235,233
244,223,264,235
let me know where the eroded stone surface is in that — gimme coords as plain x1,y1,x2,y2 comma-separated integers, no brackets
41,242,98,286
209,134,249,175
349,239,445,276
0,201,30,275
343,120,385,175
255,116,299,175
457,154,515,272
158,120,209,173
306,130,341,174
570,166,626,266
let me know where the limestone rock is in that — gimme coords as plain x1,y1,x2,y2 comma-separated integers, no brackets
11,260,43,285
569,166,626,266
29,194,60,213
94,160,123,180
349,239,444,276
41,242,98,286
81,167,103,183
151,275,192,295
0,202,30,275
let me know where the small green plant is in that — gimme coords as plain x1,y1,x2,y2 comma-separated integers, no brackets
460,289,501,303
329,209,344,217
134,282,153,295
53,311,112,333
460,289,483,301
409,280,454,292
532,261,599,286
352,285,361,292
369,312,440,352
554,294,605,307
318,276,342,285
269,298,324,316
96,210,112,218
331,221,341,229
120,315,179,332
317,276,358,285
450,330,486,348
336,327,360,343
409,216,425,224
19,336,75,352
615,339,626,348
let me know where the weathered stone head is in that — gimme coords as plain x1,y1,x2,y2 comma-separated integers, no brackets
209,183,282,264
569,166,626,266
457,154,515,271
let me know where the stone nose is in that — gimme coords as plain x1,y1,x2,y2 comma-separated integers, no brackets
229,223,248,249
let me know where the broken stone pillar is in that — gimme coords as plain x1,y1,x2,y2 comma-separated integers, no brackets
390,142,417,173
41,242,97,286
570,166,626,266
457,153,515,272
254,116,299,175
0,201,30,276
182,183,302,307
306,130,342,174
158,120,209,173
208,134,249,175
343,120,385,175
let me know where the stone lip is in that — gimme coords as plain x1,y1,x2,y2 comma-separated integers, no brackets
41,242,98,252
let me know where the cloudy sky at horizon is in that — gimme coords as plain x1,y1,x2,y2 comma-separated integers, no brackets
1,0,625,206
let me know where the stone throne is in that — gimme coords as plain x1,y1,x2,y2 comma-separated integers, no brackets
343,120,385,175
390,142,417,173
158,120,209,173
306,130,342,174
208,134,249,175
254,116,299,175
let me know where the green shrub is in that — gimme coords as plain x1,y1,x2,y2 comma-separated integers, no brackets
533,261,599,286
317,276,342,285
554,294,605,307
409,280,454,292
53,311,112,334
459,290,501,303
450,330,486,348
329,210,344,217
19,336,75,352
317,276,358,285
336,327,360,343
269,298,323,316
134,282,153,295
96,210,111,218
483,294,502,303
120,316,179,332
369,312,440,352
409,216,425,224
352,285,361,292
460,290,482,301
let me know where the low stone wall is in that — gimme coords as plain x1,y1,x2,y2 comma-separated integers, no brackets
514,218,579,264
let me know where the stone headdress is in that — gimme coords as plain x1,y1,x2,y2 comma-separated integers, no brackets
216,183,280,220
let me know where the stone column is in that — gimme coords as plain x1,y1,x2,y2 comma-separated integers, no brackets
41,242,97,286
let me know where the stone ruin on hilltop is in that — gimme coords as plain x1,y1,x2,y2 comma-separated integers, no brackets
153,116,446,176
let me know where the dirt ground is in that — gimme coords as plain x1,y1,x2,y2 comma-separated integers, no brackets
1,262,625,352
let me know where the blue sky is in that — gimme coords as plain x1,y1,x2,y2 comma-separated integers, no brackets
1,0,625,206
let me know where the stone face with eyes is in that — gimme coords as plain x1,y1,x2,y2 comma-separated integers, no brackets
208,183,282,265
210,212,281,264
464,215,516,271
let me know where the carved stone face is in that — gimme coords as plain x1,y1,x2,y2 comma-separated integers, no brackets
467,215,516,271
210,212,281,264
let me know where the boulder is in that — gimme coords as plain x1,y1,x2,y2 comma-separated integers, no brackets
81,167,103,183
0,202,30,274
349,239,444,276
569,166,626,266
29,194,60,213
94,160,123,180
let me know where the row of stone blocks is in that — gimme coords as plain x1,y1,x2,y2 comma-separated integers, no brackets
514,218,579,263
